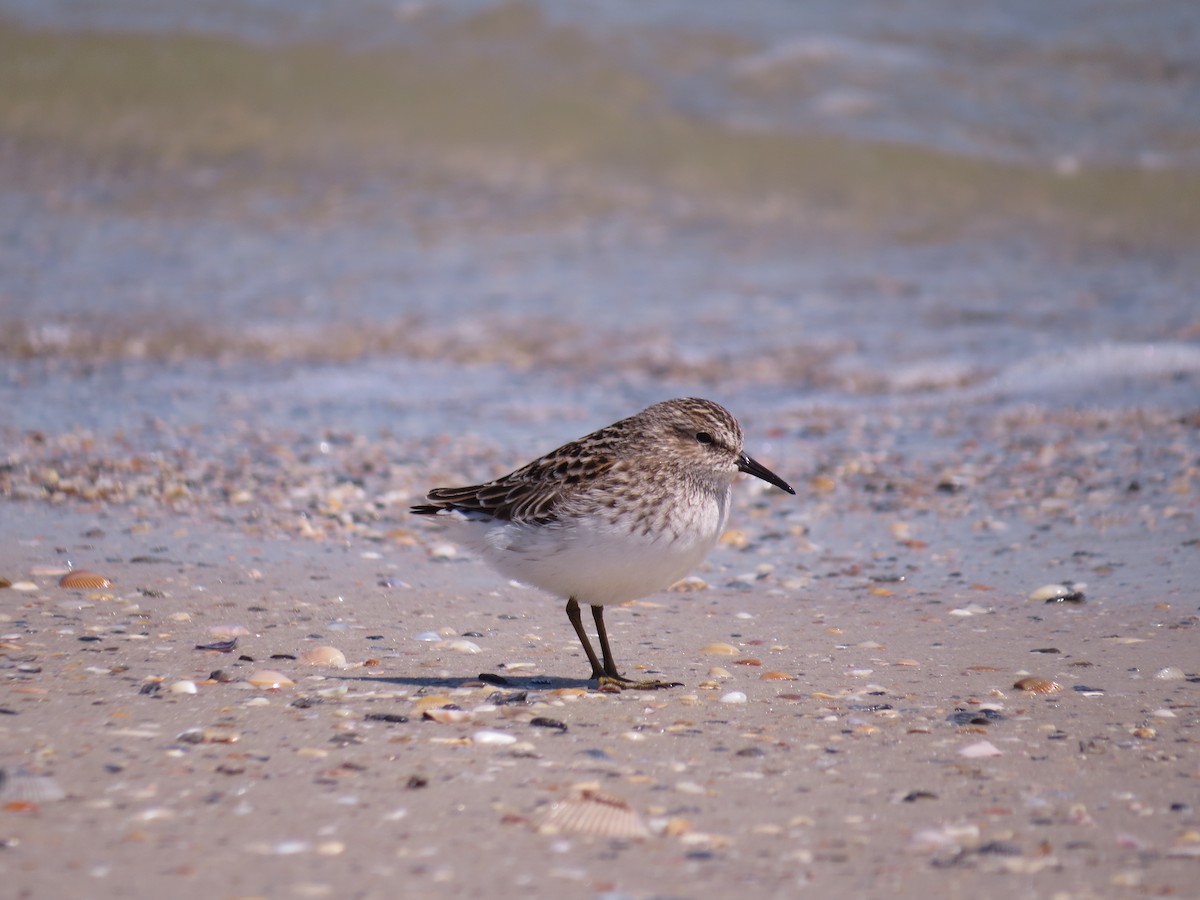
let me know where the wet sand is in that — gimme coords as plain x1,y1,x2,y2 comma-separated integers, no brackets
2,400,1196,899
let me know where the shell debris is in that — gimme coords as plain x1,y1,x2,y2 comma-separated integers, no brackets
1030,582,1086,604
535,787,652,840
0,768,67,804
1013,677,1063,694
59,570,113,589
300,646,349,667
245,669,295,689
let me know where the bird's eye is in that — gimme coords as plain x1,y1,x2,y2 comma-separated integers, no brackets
696,432,714,445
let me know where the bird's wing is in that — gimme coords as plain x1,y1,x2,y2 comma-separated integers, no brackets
412,439,617,524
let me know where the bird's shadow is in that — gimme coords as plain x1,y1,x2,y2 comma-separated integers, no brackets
336,671,597,691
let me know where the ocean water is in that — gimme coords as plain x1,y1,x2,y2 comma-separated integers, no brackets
0,0,1197,449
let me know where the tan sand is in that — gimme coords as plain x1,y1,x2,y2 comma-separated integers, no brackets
1,447,1196,899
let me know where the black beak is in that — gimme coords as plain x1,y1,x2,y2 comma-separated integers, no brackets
738,452,795,495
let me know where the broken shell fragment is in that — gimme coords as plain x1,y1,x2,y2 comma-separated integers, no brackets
959,740,1003,758
1013,677,1063,694
300,646,348,667
422,708,472,724
0,768,67,803
1029,582,1086,604
59,570,113,589
535,788,652,840
471,730,517,745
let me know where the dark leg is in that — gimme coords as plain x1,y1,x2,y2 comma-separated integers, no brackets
565,597,605,681
591,603,682,690
591,604,625,681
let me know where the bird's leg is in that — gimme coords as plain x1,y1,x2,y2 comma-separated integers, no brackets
565,597,605,681
591,603,681,691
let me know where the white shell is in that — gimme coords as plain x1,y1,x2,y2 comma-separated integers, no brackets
471,730,517,745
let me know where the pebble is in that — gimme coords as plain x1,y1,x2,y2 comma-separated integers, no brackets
719,691,748,704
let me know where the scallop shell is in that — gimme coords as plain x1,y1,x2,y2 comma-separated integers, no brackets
59,571,113,589
0,768,66,803
535,789,651,840
300,646,348,667
1013,677,1063,694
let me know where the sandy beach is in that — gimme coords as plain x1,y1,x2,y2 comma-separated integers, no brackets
2,3,1199,897
2,398,1197,899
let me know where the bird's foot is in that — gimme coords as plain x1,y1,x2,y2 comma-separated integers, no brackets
595,673,682,691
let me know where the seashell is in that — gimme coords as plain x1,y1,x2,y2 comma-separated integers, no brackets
422,708,472,724
1153,667,1185,681
1013,677,1063,694
11,581,39,591
0,768,67,803
445,639,481,654
719,691,748,704
245,669,294,689
733,658,762,666
700,642,739,656
300,646,348,667
471,730,517,745
669,576,708,593
58,571,112,589
959,740,1003,758
429,543,458,560
168,680,198,695
0,577,10,588
760,671,795,681
1029,582,1086,604
535,788,651,840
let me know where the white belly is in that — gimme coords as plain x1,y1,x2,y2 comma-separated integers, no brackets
438,488,730,605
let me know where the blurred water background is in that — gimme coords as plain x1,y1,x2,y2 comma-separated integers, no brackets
1,0,1198,450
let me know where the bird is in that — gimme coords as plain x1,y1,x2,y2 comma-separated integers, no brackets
411,397,795,689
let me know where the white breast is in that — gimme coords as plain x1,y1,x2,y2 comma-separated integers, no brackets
436,483,731,606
